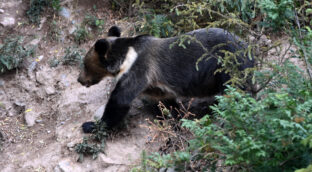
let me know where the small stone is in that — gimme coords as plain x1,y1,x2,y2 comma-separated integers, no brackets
45,86,56,95
68,26,76,35
56,159,82,172
0,17,15,27
0,9,4,14
35,119,43,123
24,109,41,127
59,7,71,19
7,111,14,117
54,165,62,172
60,121,65,125
29,38,41,46
38,17,46,30
24,111,37,127
66,142,75,151
36,71,48,85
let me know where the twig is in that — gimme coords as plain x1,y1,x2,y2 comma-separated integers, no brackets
295,11,312,81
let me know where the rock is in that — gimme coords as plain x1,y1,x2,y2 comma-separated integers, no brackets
7,111,14,117
35,119,43,123
0,17,15,27
93,105,105,120
0,9,4,14
55,159,82,172
24,109,40,127
66,142,76,151
38,17,46,30
54,165,62,172
59,7,71,19
24,112,36,127
29,38,42,47
28,61,38,73
45,86,56,95
68,26,76,35
259,35,271,45
36,70,49,85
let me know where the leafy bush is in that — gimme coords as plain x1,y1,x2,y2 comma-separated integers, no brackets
0,37,35,74
259,0,295,30
62,47,84,66
84,14,105,30
137,14,174,38
47,20,62,42
27,0,61,24
183,86,312,171
49,46,84,67
128,0,312,171
73,26,90,45
75,137,104,162
75,121,108,162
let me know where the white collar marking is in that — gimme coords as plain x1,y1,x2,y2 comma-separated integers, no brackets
116,46,138,81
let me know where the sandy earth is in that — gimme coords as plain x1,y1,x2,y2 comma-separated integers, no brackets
0,0,157,171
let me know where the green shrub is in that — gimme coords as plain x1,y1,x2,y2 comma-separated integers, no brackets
27,0,61,24
47,20,62,42
127,0,312,171
75,137,104,162
0,37,35,74
62,47,84,66
49,46,84,67
138,14,174,37
259,0,295,30
73,26,90,45
75,121,108,162
182,86,312,171
84,14,105,30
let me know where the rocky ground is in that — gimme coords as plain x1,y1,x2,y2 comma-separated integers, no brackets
0,0,158,171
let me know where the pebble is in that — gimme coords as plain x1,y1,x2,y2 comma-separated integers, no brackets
0,17,15,27
0,9,4,14
45,86,56,95
24,111,37,127
35,119,43,123
59,7,71,19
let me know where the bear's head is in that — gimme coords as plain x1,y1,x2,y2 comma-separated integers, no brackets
77,26,122,87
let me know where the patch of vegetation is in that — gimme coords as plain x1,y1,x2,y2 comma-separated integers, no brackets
128,0,312,171
47,20,62,42
0,37,35,74
75,121,108,162
73,26,90,45
259,0,295,30
138,14,174,38
27,0,61,24
62,47,84,66
83,14,105,30
49,46,84,67
75,137,104,162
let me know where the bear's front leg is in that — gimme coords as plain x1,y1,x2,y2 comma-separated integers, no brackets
82,73,148,133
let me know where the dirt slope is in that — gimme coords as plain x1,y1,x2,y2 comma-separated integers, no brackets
0,0,155,171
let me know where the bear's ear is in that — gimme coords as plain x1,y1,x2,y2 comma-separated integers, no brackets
108,26,121,37
94,39,109,57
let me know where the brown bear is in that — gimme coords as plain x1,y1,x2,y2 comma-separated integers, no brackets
78,26,254,133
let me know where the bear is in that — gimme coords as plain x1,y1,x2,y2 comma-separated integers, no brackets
77,26,254,133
